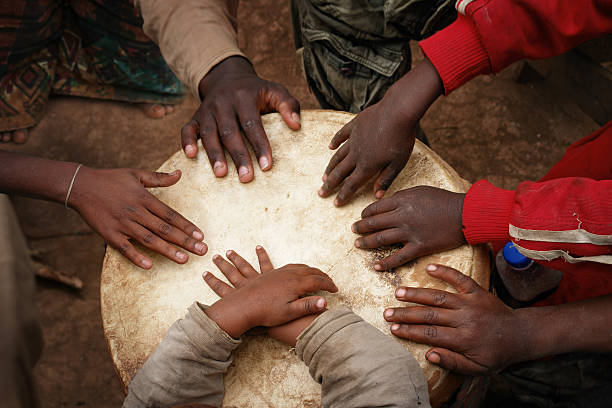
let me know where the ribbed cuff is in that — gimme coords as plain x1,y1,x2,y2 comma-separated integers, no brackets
419,15,491,95
462,180,515,244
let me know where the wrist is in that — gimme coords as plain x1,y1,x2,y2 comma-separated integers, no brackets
198,56,255,99
267,313,321,347
205,299,253,338
66,165,94,211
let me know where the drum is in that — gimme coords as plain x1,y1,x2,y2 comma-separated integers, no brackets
101,110,489,407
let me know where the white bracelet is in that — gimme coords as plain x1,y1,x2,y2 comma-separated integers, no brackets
64,163,83,209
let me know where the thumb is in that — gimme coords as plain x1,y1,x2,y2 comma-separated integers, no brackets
426,348,488,375
286,296,327,320
267,85,301,130
136,169,182,188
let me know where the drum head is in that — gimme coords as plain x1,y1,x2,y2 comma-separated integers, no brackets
101,110,489,407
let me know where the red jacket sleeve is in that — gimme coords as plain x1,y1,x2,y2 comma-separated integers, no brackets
419,0,612,94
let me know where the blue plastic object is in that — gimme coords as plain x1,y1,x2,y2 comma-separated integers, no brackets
502,242,533,269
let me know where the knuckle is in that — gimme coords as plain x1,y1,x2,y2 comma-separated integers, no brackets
243,119,260,130
143,233,154,244
200,126,214,138
159,223,172,235
219,127,234,140
376,233,386,246
183,236,195,248
303,298,313,313
424,309,438,323
434,292,447,306
119,242,130,254
424,325,438,338
166,209,178,221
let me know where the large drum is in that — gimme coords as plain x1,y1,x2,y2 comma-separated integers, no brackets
101,110,489,407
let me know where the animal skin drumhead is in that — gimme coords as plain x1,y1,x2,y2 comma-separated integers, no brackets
101,110,489,407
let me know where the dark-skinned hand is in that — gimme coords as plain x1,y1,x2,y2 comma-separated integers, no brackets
202,246,337,338
181,56,301,183
384,264,525,375
319,58,443,206
69,167,206,269
352,186,466,271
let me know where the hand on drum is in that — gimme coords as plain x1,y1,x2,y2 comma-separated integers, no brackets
352,186,466,270
181,56,301,183
69,167,206,269
318,58,444,206
384,264,522,375
202,246,338,338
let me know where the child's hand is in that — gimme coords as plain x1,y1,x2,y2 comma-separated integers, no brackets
202,246,338,338
352,186,466,270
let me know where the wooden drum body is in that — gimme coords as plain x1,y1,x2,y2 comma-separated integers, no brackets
101,110,489,407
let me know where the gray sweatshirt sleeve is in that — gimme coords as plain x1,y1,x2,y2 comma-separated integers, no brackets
296,307,431,408
123,302,241,408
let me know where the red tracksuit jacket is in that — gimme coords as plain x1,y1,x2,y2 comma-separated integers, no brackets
418,0,612,305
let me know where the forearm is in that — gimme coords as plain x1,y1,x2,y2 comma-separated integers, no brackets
297,308,431,408
0,151,79,204
517,295,612,362
124,303,240,408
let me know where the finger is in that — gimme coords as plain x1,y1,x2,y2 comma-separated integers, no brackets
214,108,254,183
390,323,456,349
395,286,459,309
126,222,188,264
360,196,398,218
352,211,398,235
212,254,247,286
375,243,421,271
140,212,207,256
299,274,338,294
426,348,488,375
112,236,152,270
329,121,353,149
372,164,403,199
255,245,274,272
323,143,349,181
383,306,453,326
318,156,355,198
354,228,404,249
135,169,181,188
286,296,327,320
426,264,479,294
198,113,228,177
180,119,199,158
335,169,372,206
237,105,272,171
146,197,205,242
226,250,259,277
267,84,301,130
202,271,233,297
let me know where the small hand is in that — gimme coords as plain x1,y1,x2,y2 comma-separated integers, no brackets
181,56,301,183
352,186,466,270
318,58,443,206
384,264,523,375
202,246,337,338
70,167,206,269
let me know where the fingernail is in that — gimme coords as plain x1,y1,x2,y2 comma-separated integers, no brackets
185,145,196,156
396,288,406,297
256,245,263,250
427,264,438,272
259,156,270,170
213,254,221,261
170,170,180,176
316,298,325,309
238,166,249,178
176,251,187,261
202,271,209,278
427,352,441,364
291,112,300,124
384,309,393,318
192,230,204,241
141,258,152,268
375,190,385,199
354,239,361,248
226,250,233,257
213,161,224,175
391,324,400,331
195,242,205,254
318,188,325,197
334,198,340,206
351,224,356,233
374,264,383,271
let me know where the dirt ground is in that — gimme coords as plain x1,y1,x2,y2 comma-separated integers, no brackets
3,1,602,407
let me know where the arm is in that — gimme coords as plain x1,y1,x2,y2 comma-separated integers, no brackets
420,0,612,94
297,307,431,408
385,264,612,374
135,0,301,182
0,151,206,269
123,303,240,408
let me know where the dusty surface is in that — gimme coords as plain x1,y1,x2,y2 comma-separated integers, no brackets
1,1,601,407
